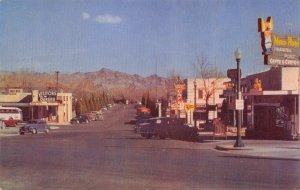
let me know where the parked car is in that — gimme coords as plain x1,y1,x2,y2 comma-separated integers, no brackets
19,119,50,135
139,117,169,138
4,117,17,127
166,124,199,141
70,114,89,124
95,113,104,121
85,113,96,121
140,117,198,141
101,107,107,112
134,117,159,134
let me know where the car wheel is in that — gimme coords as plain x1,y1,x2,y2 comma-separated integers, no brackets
19,132,24,135
32,128,37,134
45,129,50,134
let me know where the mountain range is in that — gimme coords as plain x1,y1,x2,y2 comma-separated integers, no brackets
0,68,174,100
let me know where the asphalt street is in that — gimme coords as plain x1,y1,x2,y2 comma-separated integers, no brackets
0,105,299,190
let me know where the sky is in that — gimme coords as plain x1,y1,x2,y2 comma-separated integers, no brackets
0,0,300,78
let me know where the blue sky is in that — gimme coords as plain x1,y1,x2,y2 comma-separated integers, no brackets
0,0,300,77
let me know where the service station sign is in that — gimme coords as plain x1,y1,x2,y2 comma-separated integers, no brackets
258,16,300,66
39,90,57,103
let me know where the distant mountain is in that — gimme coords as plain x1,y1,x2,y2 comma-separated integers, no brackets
0,68,173,100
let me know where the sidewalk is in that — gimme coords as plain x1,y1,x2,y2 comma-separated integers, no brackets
0,127,19,137
198,130,300,161
215,140,300,161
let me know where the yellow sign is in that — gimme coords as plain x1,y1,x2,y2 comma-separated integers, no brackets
185,104,195,111
273,34,300,48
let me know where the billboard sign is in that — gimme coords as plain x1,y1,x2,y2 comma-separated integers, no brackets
258,17,300,66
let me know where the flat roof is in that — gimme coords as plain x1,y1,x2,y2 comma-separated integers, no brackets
223,90,298,97
0,102,59,107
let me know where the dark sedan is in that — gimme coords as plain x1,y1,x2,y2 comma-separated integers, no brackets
70,114,90,124
140,117,198,141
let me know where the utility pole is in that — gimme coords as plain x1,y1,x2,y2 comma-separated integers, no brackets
55,71,59,92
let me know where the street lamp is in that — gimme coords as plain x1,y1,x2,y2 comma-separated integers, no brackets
193,80,197,128
234,48,245,147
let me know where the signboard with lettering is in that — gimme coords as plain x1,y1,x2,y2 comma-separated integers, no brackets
39,90,57,103
235,99,244,110
185,104,195,111
258,17,300,66
265,34,300,66
175,83,186,103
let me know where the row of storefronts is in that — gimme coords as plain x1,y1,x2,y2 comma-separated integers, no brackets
0,89,72,124
168,67,299,140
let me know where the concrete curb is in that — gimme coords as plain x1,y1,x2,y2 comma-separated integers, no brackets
215,145,254,151
224,154,300,161
215,145,300,161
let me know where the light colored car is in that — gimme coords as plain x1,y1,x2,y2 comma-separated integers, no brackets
19,119,50,135
85,113,96,121
95,113,104,121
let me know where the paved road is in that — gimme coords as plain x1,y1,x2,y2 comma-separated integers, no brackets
0,105,299,190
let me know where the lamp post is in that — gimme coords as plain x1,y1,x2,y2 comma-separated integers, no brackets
193,80,197,128
234,48,245,147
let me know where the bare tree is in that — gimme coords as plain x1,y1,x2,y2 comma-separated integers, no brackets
193,55,224,123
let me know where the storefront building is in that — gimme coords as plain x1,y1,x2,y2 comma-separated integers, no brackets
185,78,229,127
0,89,72,124
223,67,299,140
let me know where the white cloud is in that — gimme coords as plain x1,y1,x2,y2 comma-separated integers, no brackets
82,12,91,20
94,14,123,24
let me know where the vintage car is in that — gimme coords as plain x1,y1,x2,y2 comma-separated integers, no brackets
4,117,17,127
70,114,90,124
140,117,198,141
19,119,50,135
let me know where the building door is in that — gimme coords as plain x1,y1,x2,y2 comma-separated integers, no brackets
254,105,288,139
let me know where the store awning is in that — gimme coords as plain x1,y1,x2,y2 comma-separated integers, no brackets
243,90,298,96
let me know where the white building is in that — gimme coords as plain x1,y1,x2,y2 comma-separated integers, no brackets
185,78,230,127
